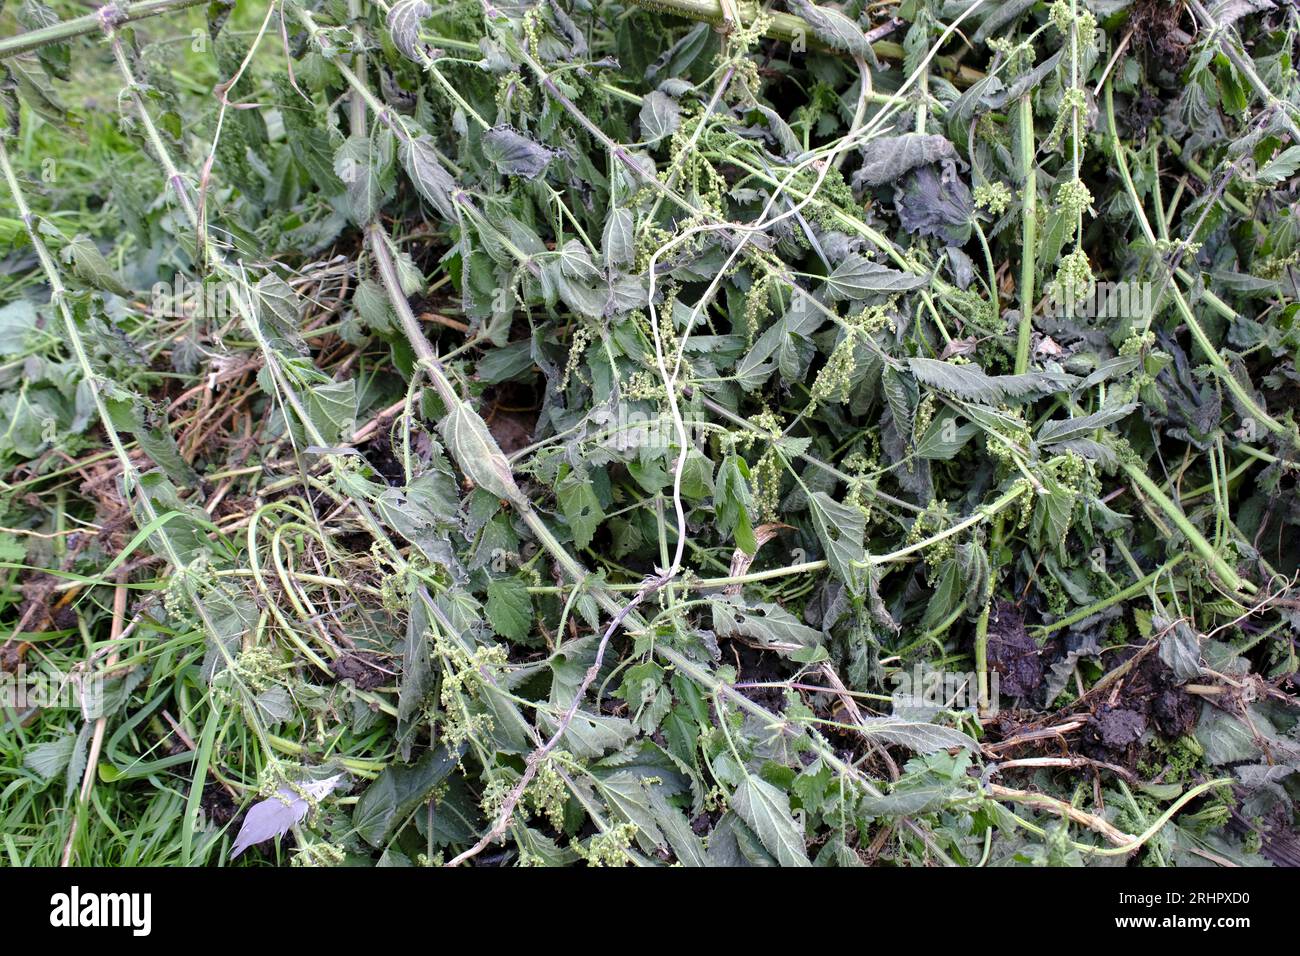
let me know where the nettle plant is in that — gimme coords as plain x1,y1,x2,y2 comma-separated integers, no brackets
0,0,1298,866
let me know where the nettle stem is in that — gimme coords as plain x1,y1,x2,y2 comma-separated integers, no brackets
1014,93,1036,375
852,483,1028,570
1032,553,1187,637
973,514,1005,713
1122,462,1250,594
0,0,207,59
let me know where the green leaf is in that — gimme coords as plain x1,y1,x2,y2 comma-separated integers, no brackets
714,454,757,554
825,254,928,300
602,206,635,268
710,598,822,653
62,234,128,296
439,401,519,503
23,735,75,782
353,747,460,847
639,91,681,142
304,379,357,445
1256,145,1300,184
915,410,977,459
856,716,979,753
1037,403,1138,445
541,711,636,759
557,471,604,549
486,576,533,642
399,593,434,724
908,357,1003,403
0,300,40,355
807,491,865,590
483,126,557,178
787,0,876,62
103,390,198,486
335,135,389,225
731,776,809,867
401,134,458,220
387,0,432,62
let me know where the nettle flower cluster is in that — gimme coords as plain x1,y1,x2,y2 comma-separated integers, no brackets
1045,0,1100,308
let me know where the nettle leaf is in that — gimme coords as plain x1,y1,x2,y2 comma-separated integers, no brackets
908,357,1003,403
808,491,865,590
18,1,71,81
710,598,822,653
895,162,972,244
103,391,198,486
591,771,665,848
731,776,809,867
856,716,979,753
482,126,557,177
994,370,1078,401
439,401,518,503
1030,475,1076,561
852,133,958,188
971,0,1040,42
387,0,432,62
754,104,800,157
1037,403,1138,446
1197,705,1263,765
1158,617,1203,682
61,234,128,296
23,735,75,782
602,206,635,268
557,239,602,284
1256,145,1300,185
401,134,458,220
882,364,919,442
304,379,357,445
915,410,977,459
557,471,605,549
541,259,606,319
787,0,874,62
399,594,434,725
825,254,928,300
0,300,40,355
476,341,535,384
540,711,636,759
639,91,682,142
735,301,824,389
714,454,757,554
335,134,391,225
486,575,533,642
353,749,459,848
860,784,958,818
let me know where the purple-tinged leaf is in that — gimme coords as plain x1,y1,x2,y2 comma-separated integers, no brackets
230,775,343,859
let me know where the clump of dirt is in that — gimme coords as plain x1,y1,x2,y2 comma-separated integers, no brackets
1151,681,1198,738
1131,0,1192,69
331,652,390,690
1082,705,1148,762
985,601,1043,701
1081,654,1197,764
16,572,60,634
